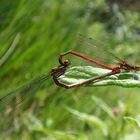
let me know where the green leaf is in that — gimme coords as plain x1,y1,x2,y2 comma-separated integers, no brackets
92,96,115,119
23,113,76,140
66,107,108,136
124,116,140,130
59,66,140,88
123,134,140,140
23,113,44,132
44,129,76,140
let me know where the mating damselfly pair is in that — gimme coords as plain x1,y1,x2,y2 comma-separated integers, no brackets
0,35,139,104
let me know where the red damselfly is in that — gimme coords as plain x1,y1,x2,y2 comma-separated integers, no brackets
53,36,140,88
1,36,139,101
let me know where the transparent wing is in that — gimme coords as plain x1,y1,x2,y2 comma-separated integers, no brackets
0,73,51,107
0,72,51,134
74,35,123,68
77,35,140,68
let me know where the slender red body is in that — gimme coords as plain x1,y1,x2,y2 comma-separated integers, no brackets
54,50,140,88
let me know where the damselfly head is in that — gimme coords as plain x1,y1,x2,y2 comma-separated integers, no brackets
63,59,71,66
51,59,70,75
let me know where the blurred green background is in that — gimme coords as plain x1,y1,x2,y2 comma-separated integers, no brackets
0,0,140,139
